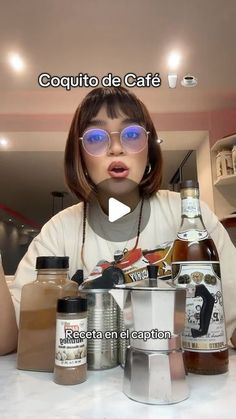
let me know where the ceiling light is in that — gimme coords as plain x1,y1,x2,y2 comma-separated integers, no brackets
8,52,25,72
0,137,8,147
167,51,181,70
157,138,163,144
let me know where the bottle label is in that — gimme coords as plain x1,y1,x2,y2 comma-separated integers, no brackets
55,317,87,367
172,262,227,352
182,197,200,218
177,230,208,241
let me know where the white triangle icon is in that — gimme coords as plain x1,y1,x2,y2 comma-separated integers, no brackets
108,198,131,222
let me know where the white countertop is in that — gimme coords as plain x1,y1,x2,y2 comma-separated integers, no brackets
1,350,236,419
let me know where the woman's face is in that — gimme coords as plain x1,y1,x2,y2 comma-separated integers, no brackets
81,105,149,187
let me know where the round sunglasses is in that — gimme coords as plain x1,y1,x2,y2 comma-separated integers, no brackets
79,125,149,156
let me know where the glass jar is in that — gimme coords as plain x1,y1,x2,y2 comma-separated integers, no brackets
17,256,78,372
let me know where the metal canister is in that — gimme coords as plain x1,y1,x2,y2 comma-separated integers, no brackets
118,307,130,368
80,288,119,370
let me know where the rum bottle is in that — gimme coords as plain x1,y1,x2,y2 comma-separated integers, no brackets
171,180,228,374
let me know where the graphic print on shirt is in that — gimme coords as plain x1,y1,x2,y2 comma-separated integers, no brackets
86,241,173,282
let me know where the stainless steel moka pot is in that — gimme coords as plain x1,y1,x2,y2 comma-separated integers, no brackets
109,264,189,405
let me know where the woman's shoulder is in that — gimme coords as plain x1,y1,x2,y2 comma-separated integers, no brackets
57,202,84,219
151,189,181,207
41,202,84,233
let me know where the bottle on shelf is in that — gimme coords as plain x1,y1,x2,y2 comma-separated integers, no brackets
216,149,234,179
17,256,79,372
171,180,228,375
232,145,236,175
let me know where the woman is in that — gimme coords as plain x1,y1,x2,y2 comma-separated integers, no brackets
1,86,236,354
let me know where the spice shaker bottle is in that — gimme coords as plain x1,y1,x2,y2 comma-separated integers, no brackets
54,296,87,385
17,256,78,372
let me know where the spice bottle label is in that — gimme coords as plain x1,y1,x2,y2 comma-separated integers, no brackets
172,261,227,352
55,318,87,367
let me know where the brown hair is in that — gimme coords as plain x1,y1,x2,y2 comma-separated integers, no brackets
64,87,163,201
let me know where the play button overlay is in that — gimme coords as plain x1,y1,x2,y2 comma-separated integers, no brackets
108,198,131,222
87,178,151,242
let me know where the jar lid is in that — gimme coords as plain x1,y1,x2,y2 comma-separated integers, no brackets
180,180,199,189
36,256,69,269
57,296,87,313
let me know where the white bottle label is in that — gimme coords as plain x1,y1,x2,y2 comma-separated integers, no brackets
172,262,227,352
182,197,200,217
55,317,87,367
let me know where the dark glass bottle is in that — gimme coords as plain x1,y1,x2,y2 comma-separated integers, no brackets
171,180,228,375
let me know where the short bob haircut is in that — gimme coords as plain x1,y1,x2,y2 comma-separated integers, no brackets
65,87,163,201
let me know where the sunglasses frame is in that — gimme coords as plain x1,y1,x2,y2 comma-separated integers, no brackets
79,124,150,156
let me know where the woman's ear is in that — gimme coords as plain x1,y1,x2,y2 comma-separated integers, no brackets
145,162,151,175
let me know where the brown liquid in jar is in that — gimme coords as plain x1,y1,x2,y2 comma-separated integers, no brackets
17,308,57,371
17,267,78,372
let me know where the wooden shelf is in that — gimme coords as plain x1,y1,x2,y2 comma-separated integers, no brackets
210,134,236,218
214,173,236,186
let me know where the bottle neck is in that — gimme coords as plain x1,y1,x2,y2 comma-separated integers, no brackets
179,188,207,237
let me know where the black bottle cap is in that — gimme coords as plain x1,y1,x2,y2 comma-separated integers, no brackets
71,269,84,286
36,256,69,270
57,296,87,313
180,180,199,189
147,264,158,278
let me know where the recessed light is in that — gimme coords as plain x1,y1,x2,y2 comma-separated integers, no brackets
0,137,8,147
8,52,25,72
167,51,181,70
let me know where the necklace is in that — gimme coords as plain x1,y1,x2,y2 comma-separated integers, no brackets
80,198,144,270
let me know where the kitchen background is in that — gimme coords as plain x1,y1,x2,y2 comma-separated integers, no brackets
0,0,236,273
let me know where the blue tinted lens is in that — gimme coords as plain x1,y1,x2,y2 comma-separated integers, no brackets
122,126,142,140
121,125,146,152
84,129,108,144
83,129,108,155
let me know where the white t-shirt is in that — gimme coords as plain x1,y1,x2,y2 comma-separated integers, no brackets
11,190,236,340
